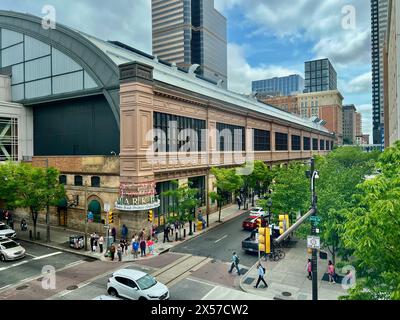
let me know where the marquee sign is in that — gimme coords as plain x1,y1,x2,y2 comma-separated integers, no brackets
115,181,160,211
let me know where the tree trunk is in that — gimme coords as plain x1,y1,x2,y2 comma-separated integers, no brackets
32,209,38,240
251,190,255,207
218,203,222,223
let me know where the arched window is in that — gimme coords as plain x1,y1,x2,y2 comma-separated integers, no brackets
88,200,101,223
59,175,67,185
91,176,100,188
74,175,83,186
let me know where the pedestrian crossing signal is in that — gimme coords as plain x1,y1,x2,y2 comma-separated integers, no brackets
148,210,153,223
108,211,114,224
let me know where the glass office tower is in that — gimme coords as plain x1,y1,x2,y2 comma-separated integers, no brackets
152,0,227,87
304,58,337,93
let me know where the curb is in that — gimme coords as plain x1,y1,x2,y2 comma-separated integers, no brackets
17,238,101,261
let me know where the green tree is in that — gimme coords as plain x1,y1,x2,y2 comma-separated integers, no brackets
341,142,400,300
162,180,200,238
241,160,272,207
209,167,243,223
0,162,65,240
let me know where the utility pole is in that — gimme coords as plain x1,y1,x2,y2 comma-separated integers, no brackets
310,157,318,301
44,159,50,243
84,183,88,251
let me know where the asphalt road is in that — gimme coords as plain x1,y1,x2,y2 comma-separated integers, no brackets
170,211,259,269
0,240,86,290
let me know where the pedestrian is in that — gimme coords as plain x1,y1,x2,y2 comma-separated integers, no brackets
306,259,312,280
4,210,9,227
121,224,128,241
228,251,241,275
163,224,170,243
111,227,116,242
140,237,146,257
20,219,28,231
147,236,154,256
124,239,129,256
254,263,268,288
90,233,95,252
92,233,98,252
99,235,104,254
236,196,242,210
328,260,336,284
132,238,139,259
109,244,116,261
117,243,122,262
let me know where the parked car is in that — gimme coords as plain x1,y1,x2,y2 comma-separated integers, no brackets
0,222,16,239
0,238,25,261
107,269,169,300
249,207,268,218
242,216,259,231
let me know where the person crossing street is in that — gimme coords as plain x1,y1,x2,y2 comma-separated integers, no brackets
254,263,268,288
228,251,241,275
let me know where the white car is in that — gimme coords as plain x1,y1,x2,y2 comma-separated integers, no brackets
92,295,120,300
0,222,16,239
107,269,169,300
250,207,268,217
0,238,25,261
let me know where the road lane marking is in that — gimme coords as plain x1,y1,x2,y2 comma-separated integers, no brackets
25,253,38,258
214,235,228,243
0,285,11,291
32,252,62,260
0,260,29,272
65,260,84,268
201,285,220,300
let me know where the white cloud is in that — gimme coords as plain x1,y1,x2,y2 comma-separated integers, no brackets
227,43,301,94
346,72,372,94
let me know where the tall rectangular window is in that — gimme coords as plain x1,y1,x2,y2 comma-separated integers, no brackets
291,135,301,151
217,122,245,152
275,132,288,151
303,137,311,151
253,129,271,151
320,139,325,150
313,138,319,151
153,112,206,152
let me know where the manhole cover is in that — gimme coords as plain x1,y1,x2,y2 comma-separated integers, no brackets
282,292,292,297
243,277,255,285
66,285,78,290
16,285,29,290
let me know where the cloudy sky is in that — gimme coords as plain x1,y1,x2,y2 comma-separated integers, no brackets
1,0,372,139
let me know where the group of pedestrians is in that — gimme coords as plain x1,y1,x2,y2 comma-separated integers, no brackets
307,259,338,284
90,232,104,253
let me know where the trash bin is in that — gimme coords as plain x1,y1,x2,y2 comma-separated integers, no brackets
69,235,84,249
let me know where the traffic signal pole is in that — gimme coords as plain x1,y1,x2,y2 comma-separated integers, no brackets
310,158,318,301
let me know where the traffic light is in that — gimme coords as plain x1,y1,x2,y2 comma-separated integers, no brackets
279,214,290,234
148,210,153,223
108,211,114,224
256,218,262,229
258,227,271,254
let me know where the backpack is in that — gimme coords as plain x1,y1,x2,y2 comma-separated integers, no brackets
262,267,266,274
235,255,240,264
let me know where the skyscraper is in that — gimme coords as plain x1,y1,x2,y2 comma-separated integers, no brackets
252,75,305,97
343,104,357,145
152,0,227,87
304,58,337,93
371,0,389,145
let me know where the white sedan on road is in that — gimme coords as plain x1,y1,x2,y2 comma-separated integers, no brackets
107,269,169,300
0,238,26,261
0,222,16,239
249,207,268,217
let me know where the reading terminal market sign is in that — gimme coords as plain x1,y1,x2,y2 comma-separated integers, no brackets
115,181,160,211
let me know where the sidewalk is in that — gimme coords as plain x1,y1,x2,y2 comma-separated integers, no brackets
14,204,247,263
239,239,348,300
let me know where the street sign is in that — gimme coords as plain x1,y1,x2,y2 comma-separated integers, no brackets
307,236,320,249
104,203,110,212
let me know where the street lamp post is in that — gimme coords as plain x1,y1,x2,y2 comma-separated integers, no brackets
310,157,319,301
84,183,88,251
267,198,272,225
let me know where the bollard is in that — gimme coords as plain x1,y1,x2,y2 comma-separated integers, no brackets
183,229,186,238
175,232,178,241
29,230,33,240
194,223,196,233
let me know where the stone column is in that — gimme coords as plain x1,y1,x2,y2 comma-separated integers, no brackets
118,62,157,236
